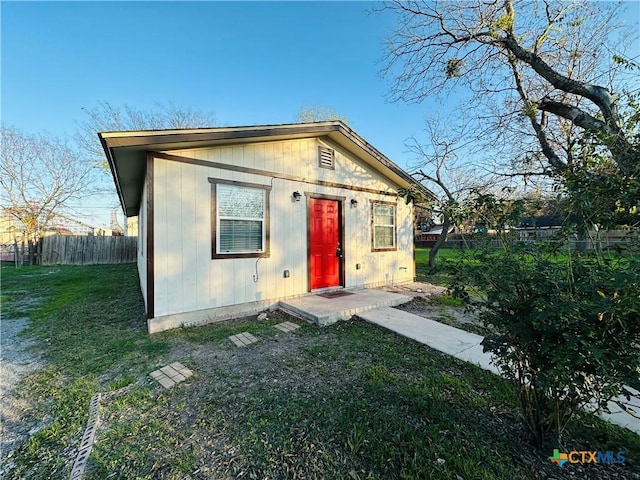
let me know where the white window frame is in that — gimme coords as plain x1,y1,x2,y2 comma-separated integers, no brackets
372,201,397,251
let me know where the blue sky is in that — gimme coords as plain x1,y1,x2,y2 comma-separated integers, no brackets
2,1,436,227
2,2,430,160
1,1,639,228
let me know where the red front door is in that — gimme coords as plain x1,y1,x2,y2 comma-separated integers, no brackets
309,198,341,290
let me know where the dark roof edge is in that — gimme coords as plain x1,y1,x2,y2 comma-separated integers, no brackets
99,132,129,215
333,122,435,201
100,122,342,148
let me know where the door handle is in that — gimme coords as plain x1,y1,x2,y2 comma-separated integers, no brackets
336,243,343,258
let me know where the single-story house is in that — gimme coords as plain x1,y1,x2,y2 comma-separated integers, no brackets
100,121,434,333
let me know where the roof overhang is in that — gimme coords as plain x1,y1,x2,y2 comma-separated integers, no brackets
99,121,435,217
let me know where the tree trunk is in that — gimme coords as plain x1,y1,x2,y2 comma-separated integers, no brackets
428,216,452,269
36,238,42,265
13,238,20,268
28,240,35,266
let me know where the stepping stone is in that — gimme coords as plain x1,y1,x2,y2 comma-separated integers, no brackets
150,362,194,389
229,331,259,347
274,321,300,333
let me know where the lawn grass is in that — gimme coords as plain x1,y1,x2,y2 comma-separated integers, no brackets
415,245,639,286
414,247,486,286
415,247,458,285
1,263,172,478
2,263,640,479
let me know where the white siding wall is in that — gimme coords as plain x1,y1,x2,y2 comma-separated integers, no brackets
150,138,415,322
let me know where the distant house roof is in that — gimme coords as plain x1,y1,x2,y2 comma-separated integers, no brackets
422,225,454,235
518,214,578,228
99,121,436,217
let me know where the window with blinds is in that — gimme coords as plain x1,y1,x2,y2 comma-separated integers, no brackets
372,202,396,250
211,180,270,258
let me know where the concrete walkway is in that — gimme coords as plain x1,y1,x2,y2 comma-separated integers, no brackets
359,307,499,374
358,306,640,436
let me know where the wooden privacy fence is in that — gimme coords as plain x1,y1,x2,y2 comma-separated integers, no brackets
40,235,137,265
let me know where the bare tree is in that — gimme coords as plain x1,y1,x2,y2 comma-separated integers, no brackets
0,126,98,264
382,0,639,176
409,118,498,268
75,101,217,166
295,105,350,124
73,101,217,235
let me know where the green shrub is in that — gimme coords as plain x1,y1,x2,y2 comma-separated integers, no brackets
452,245,640,446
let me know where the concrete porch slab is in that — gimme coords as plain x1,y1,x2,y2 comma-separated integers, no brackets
279,289,411,326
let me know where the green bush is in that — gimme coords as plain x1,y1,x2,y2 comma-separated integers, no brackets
451,245,640,446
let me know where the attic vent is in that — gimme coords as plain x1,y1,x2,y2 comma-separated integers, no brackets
318,146,335,169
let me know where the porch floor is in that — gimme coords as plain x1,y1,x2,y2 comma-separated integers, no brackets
279,288,411,326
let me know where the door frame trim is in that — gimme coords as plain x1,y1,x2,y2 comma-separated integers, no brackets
305,192,346,292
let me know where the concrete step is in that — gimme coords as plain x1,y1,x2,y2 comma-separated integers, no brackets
279,289,411,326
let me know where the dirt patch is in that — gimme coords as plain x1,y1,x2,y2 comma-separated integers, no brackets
379,282,486,333
392,291,489,336
379,281,447,298
0,317,44,474
166,315,352,396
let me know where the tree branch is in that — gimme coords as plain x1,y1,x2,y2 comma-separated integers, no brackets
538,99,612,135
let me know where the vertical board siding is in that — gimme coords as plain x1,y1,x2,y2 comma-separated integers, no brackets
254,142,267,171
273,183,285,297
181,162,198,313
40,235,137,265
150,137,415,319
195,163,212,312
164,160,184,314
154,158,168,316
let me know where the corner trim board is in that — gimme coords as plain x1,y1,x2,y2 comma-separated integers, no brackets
146,154,155,320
